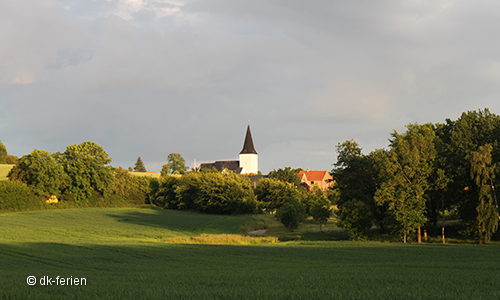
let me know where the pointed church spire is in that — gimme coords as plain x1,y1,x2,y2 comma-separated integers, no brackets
240,124,257,154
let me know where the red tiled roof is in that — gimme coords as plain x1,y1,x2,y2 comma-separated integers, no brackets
297,170,332,181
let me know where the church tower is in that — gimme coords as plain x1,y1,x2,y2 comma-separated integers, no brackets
239,125,258,175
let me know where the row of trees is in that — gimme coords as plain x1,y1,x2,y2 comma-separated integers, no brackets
130,153,188,175
6,141,155,205
332,108,500,243
151,168,332,230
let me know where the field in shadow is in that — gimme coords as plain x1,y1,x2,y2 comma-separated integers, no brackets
2,241,500,299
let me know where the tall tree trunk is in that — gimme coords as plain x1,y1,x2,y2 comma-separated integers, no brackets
418,226,421,244
479,225,483,244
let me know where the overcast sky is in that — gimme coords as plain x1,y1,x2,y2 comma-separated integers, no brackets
2,0,500,173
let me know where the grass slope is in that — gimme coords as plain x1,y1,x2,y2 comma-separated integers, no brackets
0,207,254,244
1,208,500,299
0,164,14,180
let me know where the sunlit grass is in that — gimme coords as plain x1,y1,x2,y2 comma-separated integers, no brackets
165,233,278,245
129,171,161,178
0,207,255,245
0,164,14,180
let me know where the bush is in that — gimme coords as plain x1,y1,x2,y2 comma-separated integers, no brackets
276,201,306,231
0,181,42,211
336,199,374,239
153,175,182,209
155,172,258,215
107,167,154,205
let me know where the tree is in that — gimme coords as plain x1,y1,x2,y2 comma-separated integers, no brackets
332,140,382,239
8,149,69,197
0,141,7,164
168,171,258,214
254,178,303,213
434,109,500,238
56,141,113,202
133,156,147,172
268,167,303,187
310,202,332,231
276,201,306,231
5,155,19,164
375,123,446,243
467,144,499,243
162,153,187,175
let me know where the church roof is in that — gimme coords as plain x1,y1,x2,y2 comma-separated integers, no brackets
240,125,258,155
199,160,243,174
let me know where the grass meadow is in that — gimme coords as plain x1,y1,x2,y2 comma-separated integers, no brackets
1,207,500,299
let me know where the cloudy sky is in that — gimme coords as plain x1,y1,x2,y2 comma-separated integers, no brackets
2,0,500,173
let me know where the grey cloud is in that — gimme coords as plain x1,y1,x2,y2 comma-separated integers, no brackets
2,0,500,173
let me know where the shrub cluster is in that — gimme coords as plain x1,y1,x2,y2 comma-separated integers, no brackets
0,180,42,211
153,172,258,215
151,173,332,229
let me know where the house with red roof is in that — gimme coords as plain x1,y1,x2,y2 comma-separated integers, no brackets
297,169,334,191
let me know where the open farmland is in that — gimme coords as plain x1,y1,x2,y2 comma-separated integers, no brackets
129,171,161,179
0,164,14,180
1,207,499,299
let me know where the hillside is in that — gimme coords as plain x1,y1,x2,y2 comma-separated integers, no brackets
0,207,254,244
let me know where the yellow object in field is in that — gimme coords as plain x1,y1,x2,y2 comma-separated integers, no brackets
46,195,58,204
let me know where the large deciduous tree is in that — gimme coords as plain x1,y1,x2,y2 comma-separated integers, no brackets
467,144,499,243
8,149,69,197
162,153,187,175
435,109,500,239
268,167,303,187
56,141,113,202
332,140,382,239
375,123,446,243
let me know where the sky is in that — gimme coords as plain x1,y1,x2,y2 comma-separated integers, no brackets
2,0,500,174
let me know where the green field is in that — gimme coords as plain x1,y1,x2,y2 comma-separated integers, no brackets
1,208,500,299
0,164,14,180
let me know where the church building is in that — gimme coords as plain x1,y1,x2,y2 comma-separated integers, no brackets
199,125,259,175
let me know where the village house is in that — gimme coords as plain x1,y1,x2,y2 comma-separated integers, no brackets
297,169,334,191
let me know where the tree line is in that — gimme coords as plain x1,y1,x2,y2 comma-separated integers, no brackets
1,141,156,210
151,167,333,231
332,108,500,243
1,142,331,230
